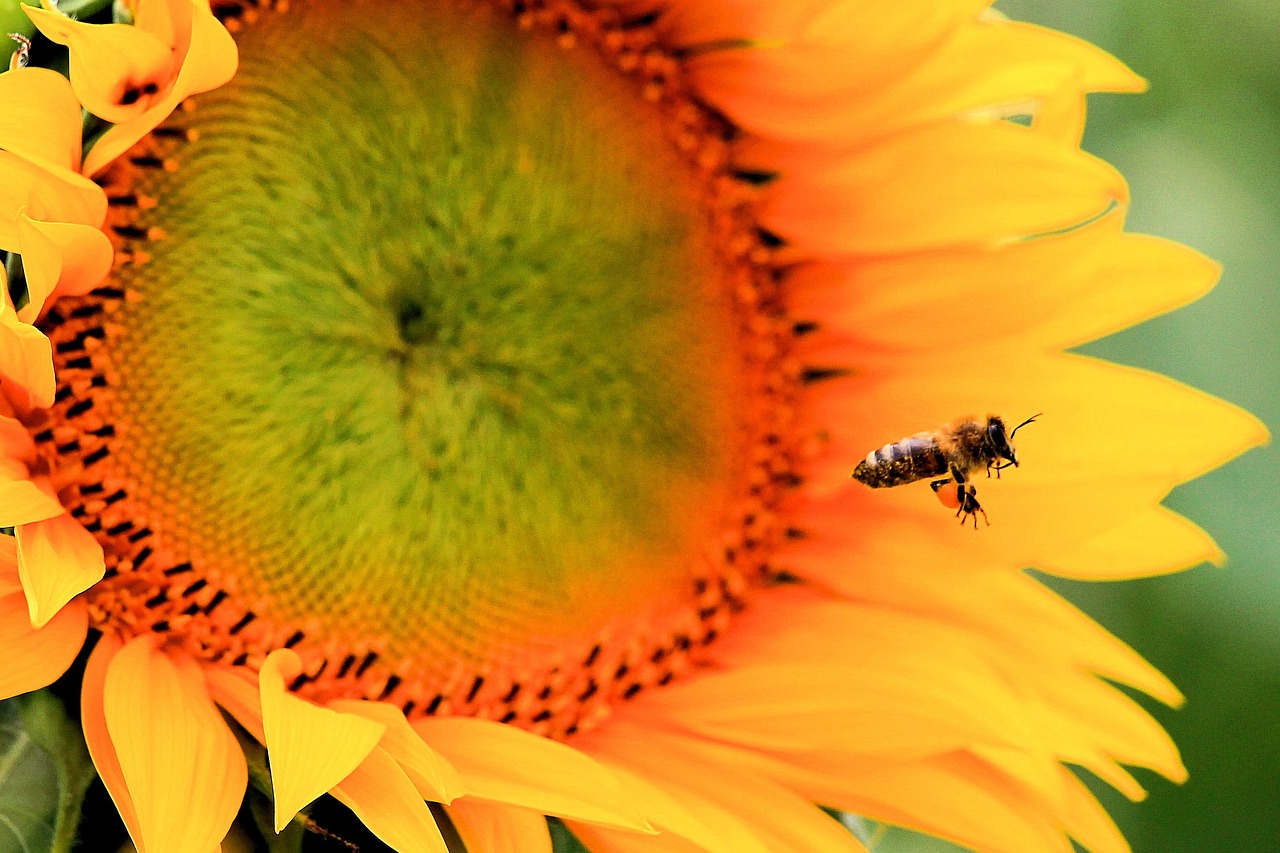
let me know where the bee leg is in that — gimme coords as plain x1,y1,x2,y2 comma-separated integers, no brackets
954,484,990,529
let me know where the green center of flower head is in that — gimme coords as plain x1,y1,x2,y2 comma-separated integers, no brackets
106,0,739,673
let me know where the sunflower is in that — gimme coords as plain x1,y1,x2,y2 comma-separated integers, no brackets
0,0,1265,851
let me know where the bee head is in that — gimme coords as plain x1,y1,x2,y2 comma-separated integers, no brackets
985,417,1018,466
988,413,1041,467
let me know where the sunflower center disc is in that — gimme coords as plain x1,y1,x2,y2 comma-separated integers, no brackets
103,0,740,677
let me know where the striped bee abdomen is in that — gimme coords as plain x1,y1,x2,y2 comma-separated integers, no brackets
851,433,950,488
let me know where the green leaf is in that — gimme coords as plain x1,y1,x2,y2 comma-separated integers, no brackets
549,818,591,853
0,692,96,853
247,794,304,853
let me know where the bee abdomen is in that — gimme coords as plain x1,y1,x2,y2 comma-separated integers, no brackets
851,435,949,488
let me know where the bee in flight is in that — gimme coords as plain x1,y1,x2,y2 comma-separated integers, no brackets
851,414,1040,527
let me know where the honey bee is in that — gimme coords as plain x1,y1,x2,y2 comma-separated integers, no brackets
851,414,1039,527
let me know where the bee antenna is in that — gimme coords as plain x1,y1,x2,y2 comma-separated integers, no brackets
1009,413,1042,439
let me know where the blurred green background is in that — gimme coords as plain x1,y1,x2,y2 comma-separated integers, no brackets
879,2,1280,852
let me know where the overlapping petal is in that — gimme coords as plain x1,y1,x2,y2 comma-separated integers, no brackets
577,586,1184,853
25,1,178,124
15,213,115,321
753,121,1127,256
575,721,871,853
414,716,652,833
0,422,104,624
88,633,247,853
0,536,87,698
329,747,450,853
49,0,239,176
0,66,84,170
0,285,57,406
209,655,472,848
0,68,104,247
15,505,106,627
446,801,554,853
257,649,387,831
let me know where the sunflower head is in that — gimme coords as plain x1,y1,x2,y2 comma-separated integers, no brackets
0,0,1266,852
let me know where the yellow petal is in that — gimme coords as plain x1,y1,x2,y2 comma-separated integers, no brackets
135,0,184,50
205,664,265,741
16,511,105,628
0,535,17,584
102,633,246,853
1038,234,1220,348
23,4,177,124
328,699,463,803
569,825,703,853
577,723,869,853
692,17,1142,147
632,658,1031,759
0,586,85,698
84,1,238,176
685,0,991,123
1058,769,1130,853
259,649,385,832
574,754,767,853
1047,504,1225,579
0,310,54,409
756,122,1125,255
780,555,1181,708
16,215,114,322
1033,666,1186,786
0,417,36,470
446,800,552,853
661,0,986,49
81,635,145,847
0,151,106,246
0,476,64,526
0,67,83,170
742,748,1069,853
330,745,449,853
633,595,1042,760
413,716,650,832
1033,88,1090,146
787,216,1220,355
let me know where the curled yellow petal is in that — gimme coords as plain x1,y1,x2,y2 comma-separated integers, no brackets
15,508,105,628
24,3,177,124
83,0,238,176
259,649,385,832
16,214,114,322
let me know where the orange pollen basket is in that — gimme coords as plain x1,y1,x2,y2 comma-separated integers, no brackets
26,0,821,739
